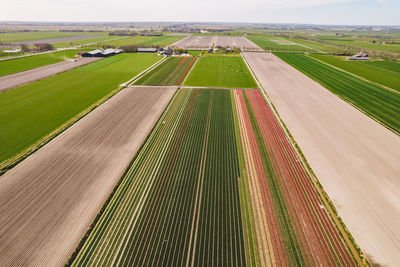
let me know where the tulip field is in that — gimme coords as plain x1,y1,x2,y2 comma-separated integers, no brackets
72,87,359,266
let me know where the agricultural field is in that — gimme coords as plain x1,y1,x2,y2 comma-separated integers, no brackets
52,36,123,48
275,53,400,134
246,35,313,52
71,88,358,266
0,53,160,169
170,36,215,50
316,37,400,53
184,56,257,88
0,86,176,266
244,52,400,266
134,56,197,86
0,49,83,77
0,31,106,43
93,35,183,48
310,54,400,91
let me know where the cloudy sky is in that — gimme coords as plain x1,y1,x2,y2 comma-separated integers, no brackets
1,0,399,25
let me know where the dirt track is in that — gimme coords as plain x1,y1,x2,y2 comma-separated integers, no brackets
244,52,400,267
0,86,176,266
0,57,100,92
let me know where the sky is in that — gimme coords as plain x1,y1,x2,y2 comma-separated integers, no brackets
1,0,399,25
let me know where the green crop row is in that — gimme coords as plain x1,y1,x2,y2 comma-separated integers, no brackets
310,54,400,92
72,89,246,266
275,53,400,134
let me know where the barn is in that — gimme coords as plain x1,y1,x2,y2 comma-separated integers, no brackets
137,48,158,53
82,49,123,58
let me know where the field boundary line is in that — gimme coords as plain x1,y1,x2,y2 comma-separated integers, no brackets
180,56,199,87
125,56,167,86
0,56,167,176
241,52,369,266
282,54,399,136
307,54,399,95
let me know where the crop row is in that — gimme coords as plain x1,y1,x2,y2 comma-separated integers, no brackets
233,89,356,266
275,53,400,134
73,88,246,266
134,56,197,86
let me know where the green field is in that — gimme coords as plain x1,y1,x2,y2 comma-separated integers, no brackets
134,56,196,86
246,36,312,52
93,35,183,48
72,88,246,266
0,31,106,43
275,53,400,134
184,56,257,88
310,54,400,92
0,53,159,165
52,36,122,48
0,49,84,77
316,37,400,53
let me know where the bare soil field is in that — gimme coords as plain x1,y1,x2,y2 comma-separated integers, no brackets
214,36,261,51
0,86,176,266
0,35,100,47
170,35,216,49
0,57,100,92
244,52,400,267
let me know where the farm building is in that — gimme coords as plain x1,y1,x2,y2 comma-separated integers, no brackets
348,50,370,60
82,49,123,57
137,48,158,53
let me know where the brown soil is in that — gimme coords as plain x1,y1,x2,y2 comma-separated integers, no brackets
0,86,176,266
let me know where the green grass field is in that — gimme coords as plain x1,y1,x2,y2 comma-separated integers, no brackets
52,36,122,48
136,35,184,47
275,53,400,134
134,56,196,86
184,56,257,88
310,54,400,92
246,36,312,52
0,53,159,164
0,49,84,77
316,37,400,53
0,31,106,43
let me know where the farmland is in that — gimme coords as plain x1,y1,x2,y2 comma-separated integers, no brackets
184,56,257,88
0,86,176,266
71,86,359,266
0,53,159,169
0,31,106,43
309,54,400,92
244,52,400,266
0,49,83,77
275,53,400,134
52,36,123,48
93,35,184,48
134,56,197,86
246,35,313,52
73,88,246,266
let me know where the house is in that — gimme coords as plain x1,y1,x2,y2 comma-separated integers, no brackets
348,50,370,61
159,48,173,56
137,48,158,53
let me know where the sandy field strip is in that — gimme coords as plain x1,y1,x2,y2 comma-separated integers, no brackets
0,57,100,92
0,86,176,267
214,36,262,51
0,35,100,47
244,52,400,267
170,36,215,50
